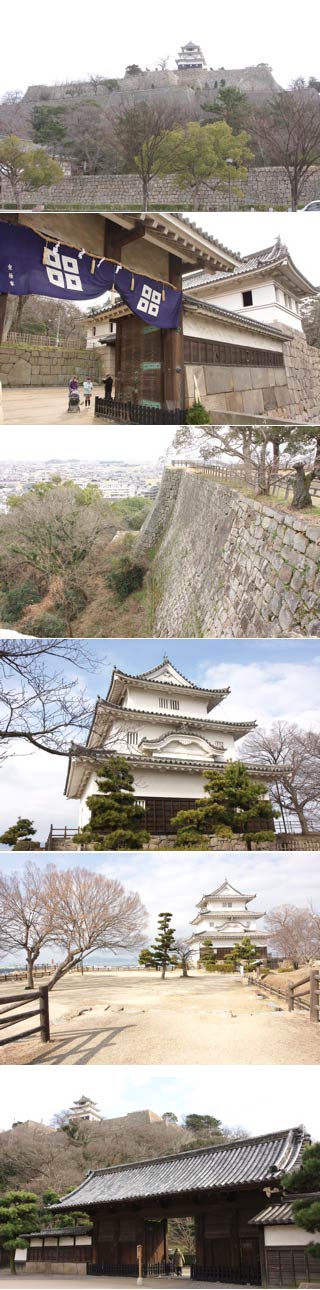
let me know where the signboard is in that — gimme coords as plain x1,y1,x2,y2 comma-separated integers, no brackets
0,222,182,330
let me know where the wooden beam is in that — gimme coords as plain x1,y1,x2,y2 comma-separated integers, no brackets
0,294,8,344
162,253,185,411
103,218,146,259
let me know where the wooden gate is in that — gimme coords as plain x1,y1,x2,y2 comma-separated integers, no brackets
115,316,164,406
144,797,196,834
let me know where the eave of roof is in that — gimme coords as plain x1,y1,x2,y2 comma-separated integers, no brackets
50,1128,308,1211
106,665,228,699
86,702,245,749
250,1202,295,1226
64,747,285,799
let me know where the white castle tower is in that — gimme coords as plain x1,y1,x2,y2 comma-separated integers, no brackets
176,41,207,70
65,656,257,836
189,878,268,964
69,1095,102,1124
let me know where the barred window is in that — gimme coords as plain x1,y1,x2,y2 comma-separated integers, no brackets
184,336,284,368
127,731,138,745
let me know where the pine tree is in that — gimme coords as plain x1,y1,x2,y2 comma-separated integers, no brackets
74,757,149,850
282,1143,320,1257
0,818,37,849
151,912,177,979
0,1190,40,1274
224,936,257,970
172,761,275,850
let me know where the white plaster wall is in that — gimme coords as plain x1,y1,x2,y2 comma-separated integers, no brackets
123,681,232,720
194,277,302,332
79,764,209,823
183,311,283,352
86,317,116,347
105,714,235,754
265,1226,320,1248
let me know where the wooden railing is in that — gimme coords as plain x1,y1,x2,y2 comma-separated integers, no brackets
45,825,76,850
0,985,50,1047
3,331,86,349
288,970,320,1022
249,970,320,1022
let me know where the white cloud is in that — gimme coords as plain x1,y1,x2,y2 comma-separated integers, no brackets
197,659,320,732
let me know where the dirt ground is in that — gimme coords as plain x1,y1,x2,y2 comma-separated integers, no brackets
0,1276,246,1288
0,968,319,1066
1,386,103,424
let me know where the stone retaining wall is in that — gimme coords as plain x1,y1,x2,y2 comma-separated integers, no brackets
0,342,105,387
138,468,320,637
2,165,320,210
185,333,320,424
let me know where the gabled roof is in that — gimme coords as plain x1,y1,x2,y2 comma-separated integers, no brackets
196,880,256,906
183,240,317,298
105,662,230,712
51,1128,308,1211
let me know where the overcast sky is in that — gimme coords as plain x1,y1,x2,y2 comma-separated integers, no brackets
0,1064,319,1139
0,638,318,844
0,427,174,462
1,0,319,95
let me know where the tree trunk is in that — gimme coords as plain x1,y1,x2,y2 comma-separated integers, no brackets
26,952,34,990
161,961,166,979
291,465,313,509
10,1250,16,1274
313,435,320,478
182,962,188,978
142,175,149,210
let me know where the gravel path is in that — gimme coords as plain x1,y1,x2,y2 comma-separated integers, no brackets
0,969,319,1066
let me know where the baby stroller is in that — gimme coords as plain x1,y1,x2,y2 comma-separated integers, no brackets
68,388,81,413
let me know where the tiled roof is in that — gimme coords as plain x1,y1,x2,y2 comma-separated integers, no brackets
108,668,230,697
52,1128,307,1211
183,242,290,289
250,1202,294,1226
94,703,242,730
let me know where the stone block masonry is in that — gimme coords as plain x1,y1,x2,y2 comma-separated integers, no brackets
2,165,320,210
137,468,320,638
0,342,105,387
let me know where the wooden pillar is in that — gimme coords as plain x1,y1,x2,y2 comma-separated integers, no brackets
162,254,185,412
0,294,8,344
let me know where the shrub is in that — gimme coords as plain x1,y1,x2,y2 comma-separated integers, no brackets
2,580,43,623
186,401,211,424
23,611,67,636
107,559,146,600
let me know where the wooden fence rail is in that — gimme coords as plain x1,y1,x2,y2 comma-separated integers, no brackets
0,985,50,1047
249,970,320,1023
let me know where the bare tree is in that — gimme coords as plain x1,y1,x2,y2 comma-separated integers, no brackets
0,639,95,761
241,722,320,834
265,904,320,967
0,863,54,987
43,866,147,988
114,98,186,208
1,484,114,636
175,941,192,978
173,425,296,493
254,87,320,210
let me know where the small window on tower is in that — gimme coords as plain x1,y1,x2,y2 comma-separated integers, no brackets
242,290,253,307
159,697,169,709
127,731,138,746
170,699,180,710
222,901,232,907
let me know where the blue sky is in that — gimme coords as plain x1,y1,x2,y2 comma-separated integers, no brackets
0,1065,319,1140
0,637,319,844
